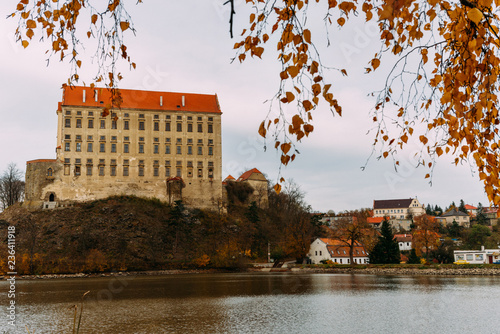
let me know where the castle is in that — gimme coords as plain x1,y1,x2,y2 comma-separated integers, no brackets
24,86,223,210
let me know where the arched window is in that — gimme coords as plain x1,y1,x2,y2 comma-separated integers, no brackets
49,193,55,202
47,168,53,177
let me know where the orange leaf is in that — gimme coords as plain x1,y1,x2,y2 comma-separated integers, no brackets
371,58,380,70
281,142,291,154
274,183,282,194
120,21,130,31
303,29,311,43
258,121,267,138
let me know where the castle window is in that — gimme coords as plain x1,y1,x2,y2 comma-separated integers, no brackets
100,136,106,141
197,123,203,133
176,146,181,154
208,147,213,156
176,167,182,177
208,139,213,146
166,115,171,119
139,137,145,142
197,116,202,121
111,136,117,142
208,168,213,178
165,137,171,143
139,114,145,118
154,114,159,119
124,143,129,153
77,111,82,116
65,142,70,152
208,123,213,133
139,121,145,130
187,146,193,155
65,135,71,140
197,139,203,144
65,118,71,128
100,120,105,129
76,142,81,152
154,167,159,177
88,111,94,116
165,160,171,167
165,145,171,154
154,144,159,154
197,161,203,167
124,113,129,118
154,122,159,131
87,159,93,164
197,146,202,155
99,166,105,176
66,110,71,115
112,119,117,129
154,137,159,142
187,161,193,167
165,122,171,131
177,116,182,120
139,144,144,154
208,117,213,122
76,135,82,141
187,123,193,132
47,168,53,177
86,166,92,176
74,166,81,176
187,138,193,144
76,119,82,128
123,166,129,176
124,136,130,142
100,143,105,152
165,168,170,177
87,143,93,152
176,123,182,132
110,166,116,176
198,168,203,178
123,159,129,165
208,161,214,167
138,166,144,176
124,120,129,130
111,144,117,153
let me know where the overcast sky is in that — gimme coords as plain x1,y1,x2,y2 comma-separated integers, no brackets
0,1,490,212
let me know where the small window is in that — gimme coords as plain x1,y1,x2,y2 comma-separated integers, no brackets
100,120,105,129
100,143,105,152
65,142,70,152
110,166,116,176
74,166,81,176
176,138,182,144
66,110,72,115
208,123,213,133
154,137,159,142
165,167,170,177
112,119,117,129
124,113,129,118
176,167,182,177
177,115,182,120
76,119,82,128
154,122,159,131
177,123,182,132
154,114,159,119
208,147,213,156
76,142,81,152
187,123,193,132
124,120,129,130
176,146,181,154
188,146,193,155
139,121,145,130
123,166,129,176
197,146,202,155
65,135,71,140
165,145,171,154
165,122,171,131
111,144,117,153
139,113,145,118
124,136,130,142
124,143,129,153
154,167,159,177
87,143,93,152
65,118,71,128
47,168,53,177
139,144,144,154
154,144,159,154
86,166,92,176
138,166,144,177
197,123,203,133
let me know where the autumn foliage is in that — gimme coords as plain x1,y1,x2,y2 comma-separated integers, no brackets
11,0,500,203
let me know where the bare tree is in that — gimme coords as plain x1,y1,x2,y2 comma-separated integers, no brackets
0,163,25,210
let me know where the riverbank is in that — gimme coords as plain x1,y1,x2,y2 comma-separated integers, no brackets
3,264,500,280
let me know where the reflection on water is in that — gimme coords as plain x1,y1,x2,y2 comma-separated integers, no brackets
1,273,500,333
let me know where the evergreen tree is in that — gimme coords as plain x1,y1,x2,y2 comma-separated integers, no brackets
369,219,401,264
407,248,420,264
425,204,433,215
458,199,467,214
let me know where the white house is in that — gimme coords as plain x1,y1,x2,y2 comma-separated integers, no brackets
308,238,369,265
394,234,412,251
454,246,500,264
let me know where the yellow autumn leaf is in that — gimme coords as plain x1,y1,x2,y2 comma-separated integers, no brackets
258,121,267,138
274,183,282,194
21,40,29,48
281,142,291,154
286,91,295,102
467,8,483,25
371,58,381,70
303,29,311,43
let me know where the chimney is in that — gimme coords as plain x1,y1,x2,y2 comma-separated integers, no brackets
94,90,98,102
182,95,185,107
82,90,86,103
160,96,163,106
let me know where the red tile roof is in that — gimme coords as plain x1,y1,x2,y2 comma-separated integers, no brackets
237,168,263,181
319,238,362,247
60,86,221,114
394,234,412,242
27,159,59,164
464,205,477,210
367,217,385,224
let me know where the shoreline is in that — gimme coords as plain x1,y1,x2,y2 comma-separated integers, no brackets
2,265,500,280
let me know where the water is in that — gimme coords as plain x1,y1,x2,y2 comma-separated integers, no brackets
1,273,500,333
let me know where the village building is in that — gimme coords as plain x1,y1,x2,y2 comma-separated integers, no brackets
454,246,500,264
436,208,470,227
394,234,412,251
308,238,369,265
24,86,223,210
373,198,426,231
